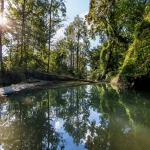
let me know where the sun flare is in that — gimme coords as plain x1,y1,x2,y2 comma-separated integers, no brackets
0,15,7,25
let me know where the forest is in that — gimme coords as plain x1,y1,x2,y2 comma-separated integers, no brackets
0,0,150,89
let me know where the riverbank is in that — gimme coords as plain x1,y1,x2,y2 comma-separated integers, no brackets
0,81,54,96
0,80,101,96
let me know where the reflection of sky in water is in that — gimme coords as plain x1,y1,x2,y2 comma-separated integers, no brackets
54,118,87,149
53,120,85,149
86,85,92,93
53,107,101,150
122,127,131,133
0,144,4,150
89,109,102,126
61,132,86,150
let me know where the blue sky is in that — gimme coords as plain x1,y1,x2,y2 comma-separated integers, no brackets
55,0,99,47
65,0,90,23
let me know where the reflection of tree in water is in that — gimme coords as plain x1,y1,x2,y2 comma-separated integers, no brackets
1,84,150,150
85,84,150,150
55,85,91,145
0,89,65,150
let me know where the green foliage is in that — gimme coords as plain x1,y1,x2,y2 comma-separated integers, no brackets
1,0,150,84
86,0,150,82
119,14,150,81
0,0,67,84
51,15,90,78
89,69,100,80
50,48,67,74
9,66,26,83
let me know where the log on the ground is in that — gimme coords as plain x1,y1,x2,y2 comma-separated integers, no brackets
36,72,98,83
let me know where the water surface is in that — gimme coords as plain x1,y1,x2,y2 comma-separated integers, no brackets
0,83,150,150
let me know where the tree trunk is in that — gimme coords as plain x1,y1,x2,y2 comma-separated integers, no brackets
73,49,74,72
20,0,25,66
0,0,4,72
77,35,80,74
70,41,73,73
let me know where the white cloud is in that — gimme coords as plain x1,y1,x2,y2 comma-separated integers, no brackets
79,39,83,43
79,11,91,30
54,27,65,40
79,11,88,19
55,120,63,130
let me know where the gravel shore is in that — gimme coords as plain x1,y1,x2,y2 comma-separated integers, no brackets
0,81,52,96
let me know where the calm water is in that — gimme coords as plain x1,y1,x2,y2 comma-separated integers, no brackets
1,83,150,150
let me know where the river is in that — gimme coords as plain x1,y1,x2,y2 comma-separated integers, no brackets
0,83,150,150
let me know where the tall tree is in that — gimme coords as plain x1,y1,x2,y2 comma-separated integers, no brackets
46,0,66,72
72,15,88,75
64,24,75,74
